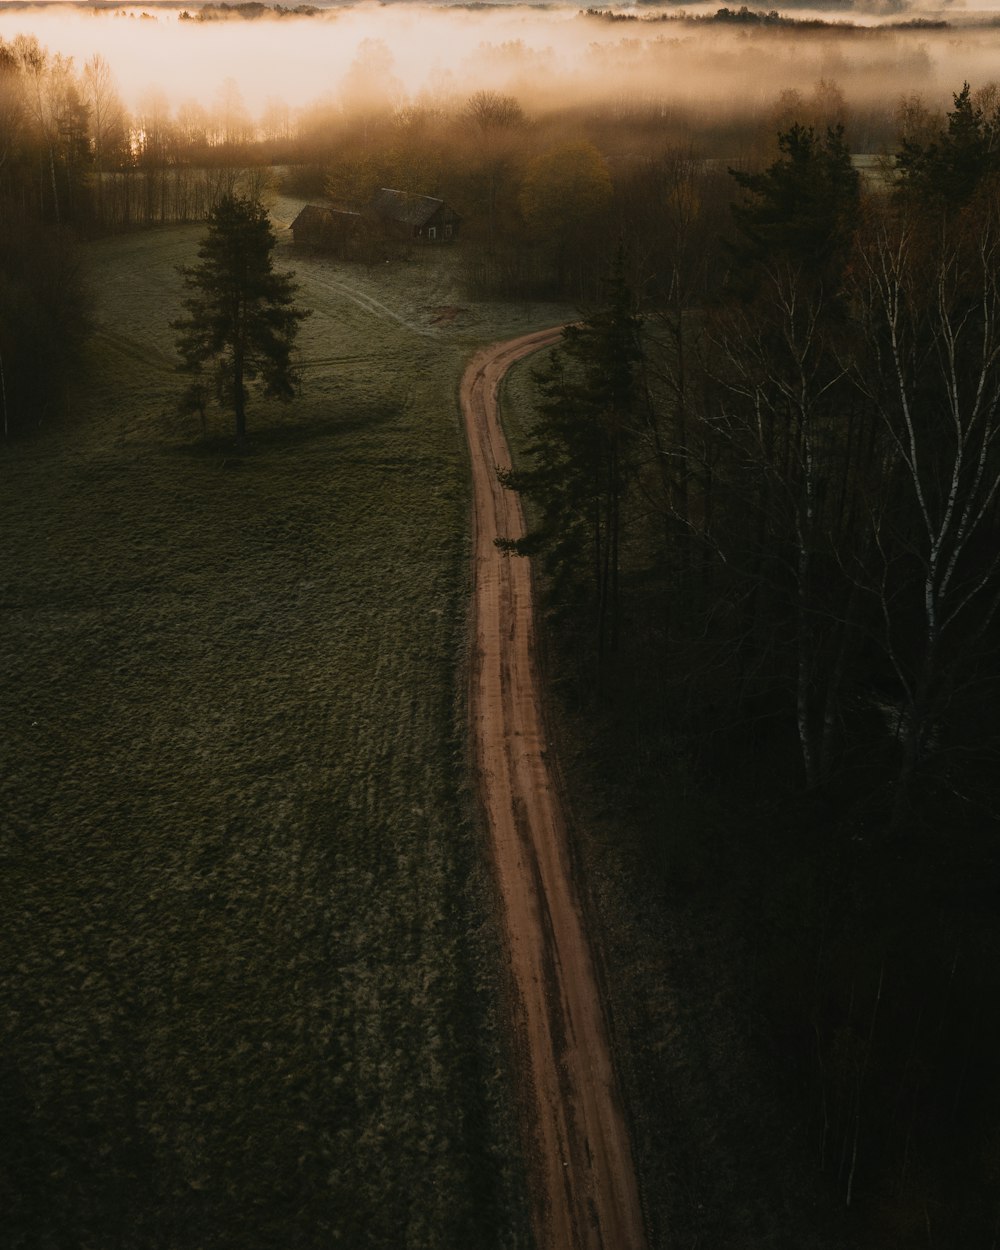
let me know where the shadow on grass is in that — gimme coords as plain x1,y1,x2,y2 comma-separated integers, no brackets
160,402,403,461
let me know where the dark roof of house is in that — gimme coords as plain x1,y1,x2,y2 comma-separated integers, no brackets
370,188,458,227
290,204,330,229
290,204,363,230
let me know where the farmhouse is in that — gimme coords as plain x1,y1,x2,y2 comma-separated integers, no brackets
290,189,461,252
369,189,461,242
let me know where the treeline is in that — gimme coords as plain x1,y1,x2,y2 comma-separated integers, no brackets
0,34,279,236
582,7,951,30
0,27,926,299
0,37,92,434
179,4,320,19
511,86,1000,1244
291,79,859,302
286,65,913,301
0,33,275,434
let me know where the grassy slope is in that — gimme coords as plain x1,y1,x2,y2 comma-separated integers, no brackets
0,215,569,1250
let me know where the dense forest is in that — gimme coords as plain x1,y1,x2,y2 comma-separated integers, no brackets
2,16,998,1245
506,93,1000,1245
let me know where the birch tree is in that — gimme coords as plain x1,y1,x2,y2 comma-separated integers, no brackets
709,268,868,785
701,124,864,784
852,207,1000,810
82,55,128,228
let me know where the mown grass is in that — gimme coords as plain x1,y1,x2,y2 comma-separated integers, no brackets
0,215,571,1250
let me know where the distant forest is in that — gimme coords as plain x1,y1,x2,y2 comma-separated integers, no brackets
178,4,320,20
2,21,999,1245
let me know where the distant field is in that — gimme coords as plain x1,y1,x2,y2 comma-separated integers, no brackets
0,212,569,1248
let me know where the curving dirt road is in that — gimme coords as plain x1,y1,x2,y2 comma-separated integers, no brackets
462,331,649,1250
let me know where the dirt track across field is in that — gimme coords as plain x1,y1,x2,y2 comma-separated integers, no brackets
462,331,649,1250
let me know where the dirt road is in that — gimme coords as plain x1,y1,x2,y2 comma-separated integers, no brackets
462,331,649,1250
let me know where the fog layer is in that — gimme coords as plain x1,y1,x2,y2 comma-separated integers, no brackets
4,4,1000,124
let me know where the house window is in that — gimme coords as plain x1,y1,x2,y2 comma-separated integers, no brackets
444,224,453,240
427,226,437,240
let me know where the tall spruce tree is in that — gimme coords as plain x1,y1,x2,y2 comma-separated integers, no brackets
729,123,859,296
174,195,308,447
501,252,644,676
895,83,1000,212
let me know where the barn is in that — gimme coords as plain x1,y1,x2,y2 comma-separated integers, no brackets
290,204,363,250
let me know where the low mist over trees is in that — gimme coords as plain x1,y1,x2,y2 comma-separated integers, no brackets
0,31,286,236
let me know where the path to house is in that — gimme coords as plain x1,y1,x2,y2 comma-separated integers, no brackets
301,270,439,338
461,330,649,1250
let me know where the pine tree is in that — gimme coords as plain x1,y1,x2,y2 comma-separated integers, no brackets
729,123,860,295
502,252,644,675
174,195,309,447
895,83,1000,211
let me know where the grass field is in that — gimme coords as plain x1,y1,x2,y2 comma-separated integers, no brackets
0,210,570,1249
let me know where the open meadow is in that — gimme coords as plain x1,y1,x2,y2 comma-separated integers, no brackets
6,1,1000,1243
0,207,570,1248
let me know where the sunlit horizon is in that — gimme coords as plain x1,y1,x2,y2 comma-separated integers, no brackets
5,2,1000,125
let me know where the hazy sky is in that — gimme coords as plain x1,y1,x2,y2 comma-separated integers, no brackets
0,6,580,112
3,4,1000,120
